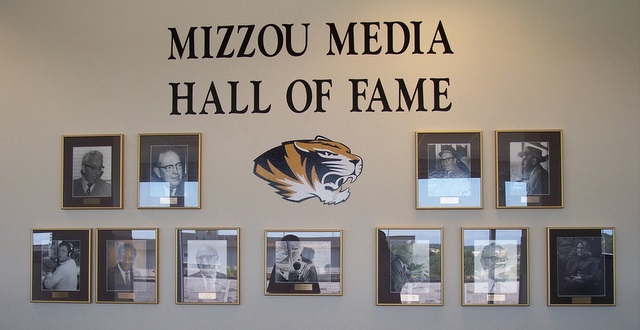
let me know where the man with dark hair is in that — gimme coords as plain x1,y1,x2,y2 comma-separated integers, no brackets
43,241,78,291
107,243,137,291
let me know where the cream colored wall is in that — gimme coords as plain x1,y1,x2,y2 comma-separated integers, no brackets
1,1,639,329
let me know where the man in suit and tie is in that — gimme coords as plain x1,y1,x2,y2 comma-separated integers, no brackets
107,243,137,291
151,147,185,197
73,150,111,197
183,245,228,301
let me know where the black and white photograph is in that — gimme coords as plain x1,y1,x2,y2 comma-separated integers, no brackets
462,228,528,306
265,230,342,296
377,228,443,306
176,228,239,304
62,135,123,209
547,227,615,306
416,131,482,209
138,133,201,208
31,229,91,303
96,229,158,303
496,130,563,208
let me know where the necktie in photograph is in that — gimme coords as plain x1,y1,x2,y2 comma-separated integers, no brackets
86,183,93,195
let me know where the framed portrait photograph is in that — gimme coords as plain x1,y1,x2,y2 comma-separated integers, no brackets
462,228,529,306
96,228,158,303
61,134,123,209
138,133,201,209
176,228,240,304
547,227,615,306
376,228,443,306
265,230,342,296
495,130,563,208
416,131,483,209
31,229,91,303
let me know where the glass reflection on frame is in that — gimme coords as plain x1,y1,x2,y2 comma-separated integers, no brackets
462,228,529,306
31,229,92,303
495,130,563,208
547,227,615,306
96,228,158,304
377,228,443,306
416,131,483,209
176,228,240,304
265,230,342,296
62,135,123,209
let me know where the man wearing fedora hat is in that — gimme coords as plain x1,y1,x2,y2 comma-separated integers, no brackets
518,146,549,195
430,146,469,179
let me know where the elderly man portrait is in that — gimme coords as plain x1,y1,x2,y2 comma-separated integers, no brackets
151,147,185,197
517,145,549,195
429,146,470,179
73,150,111,197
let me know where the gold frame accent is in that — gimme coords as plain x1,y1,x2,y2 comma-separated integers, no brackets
30,228,92,303
175,227,240,305
95,228,159,304
61,134,124,209
376,227,444,306
264,229,343,296
546,227,616,306
495,129,564,208
461,227,530,306
137,132,202,209
415,130,483,209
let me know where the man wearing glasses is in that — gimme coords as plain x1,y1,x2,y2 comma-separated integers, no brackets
73,150,111,197
152,147,185,197
431,146,469,179
184,245,229,302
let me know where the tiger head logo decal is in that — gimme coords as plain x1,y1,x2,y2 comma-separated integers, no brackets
253,136,363,205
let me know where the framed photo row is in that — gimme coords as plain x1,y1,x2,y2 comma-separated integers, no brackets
376,228,443,306
138,133,202,209
176,228,240,304
31,229,92,303
264,230,342,296
416,131,483,209
30,227,615,306
495,130,563,208
60,130,562,210
547,227,615,306
461,228,529,306
96,228,158,304
61,135,123,209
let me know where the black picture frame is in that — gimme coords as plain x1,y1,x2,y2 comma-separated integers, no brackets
547,227,615,306
265,230,342,296
376,227,443,306
31,229,91,303
62,135,123,209
138,133,201,209
176,228,240,304
416,131,483,209
495,130,563,208
462,228,529,306
96,228,158,303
